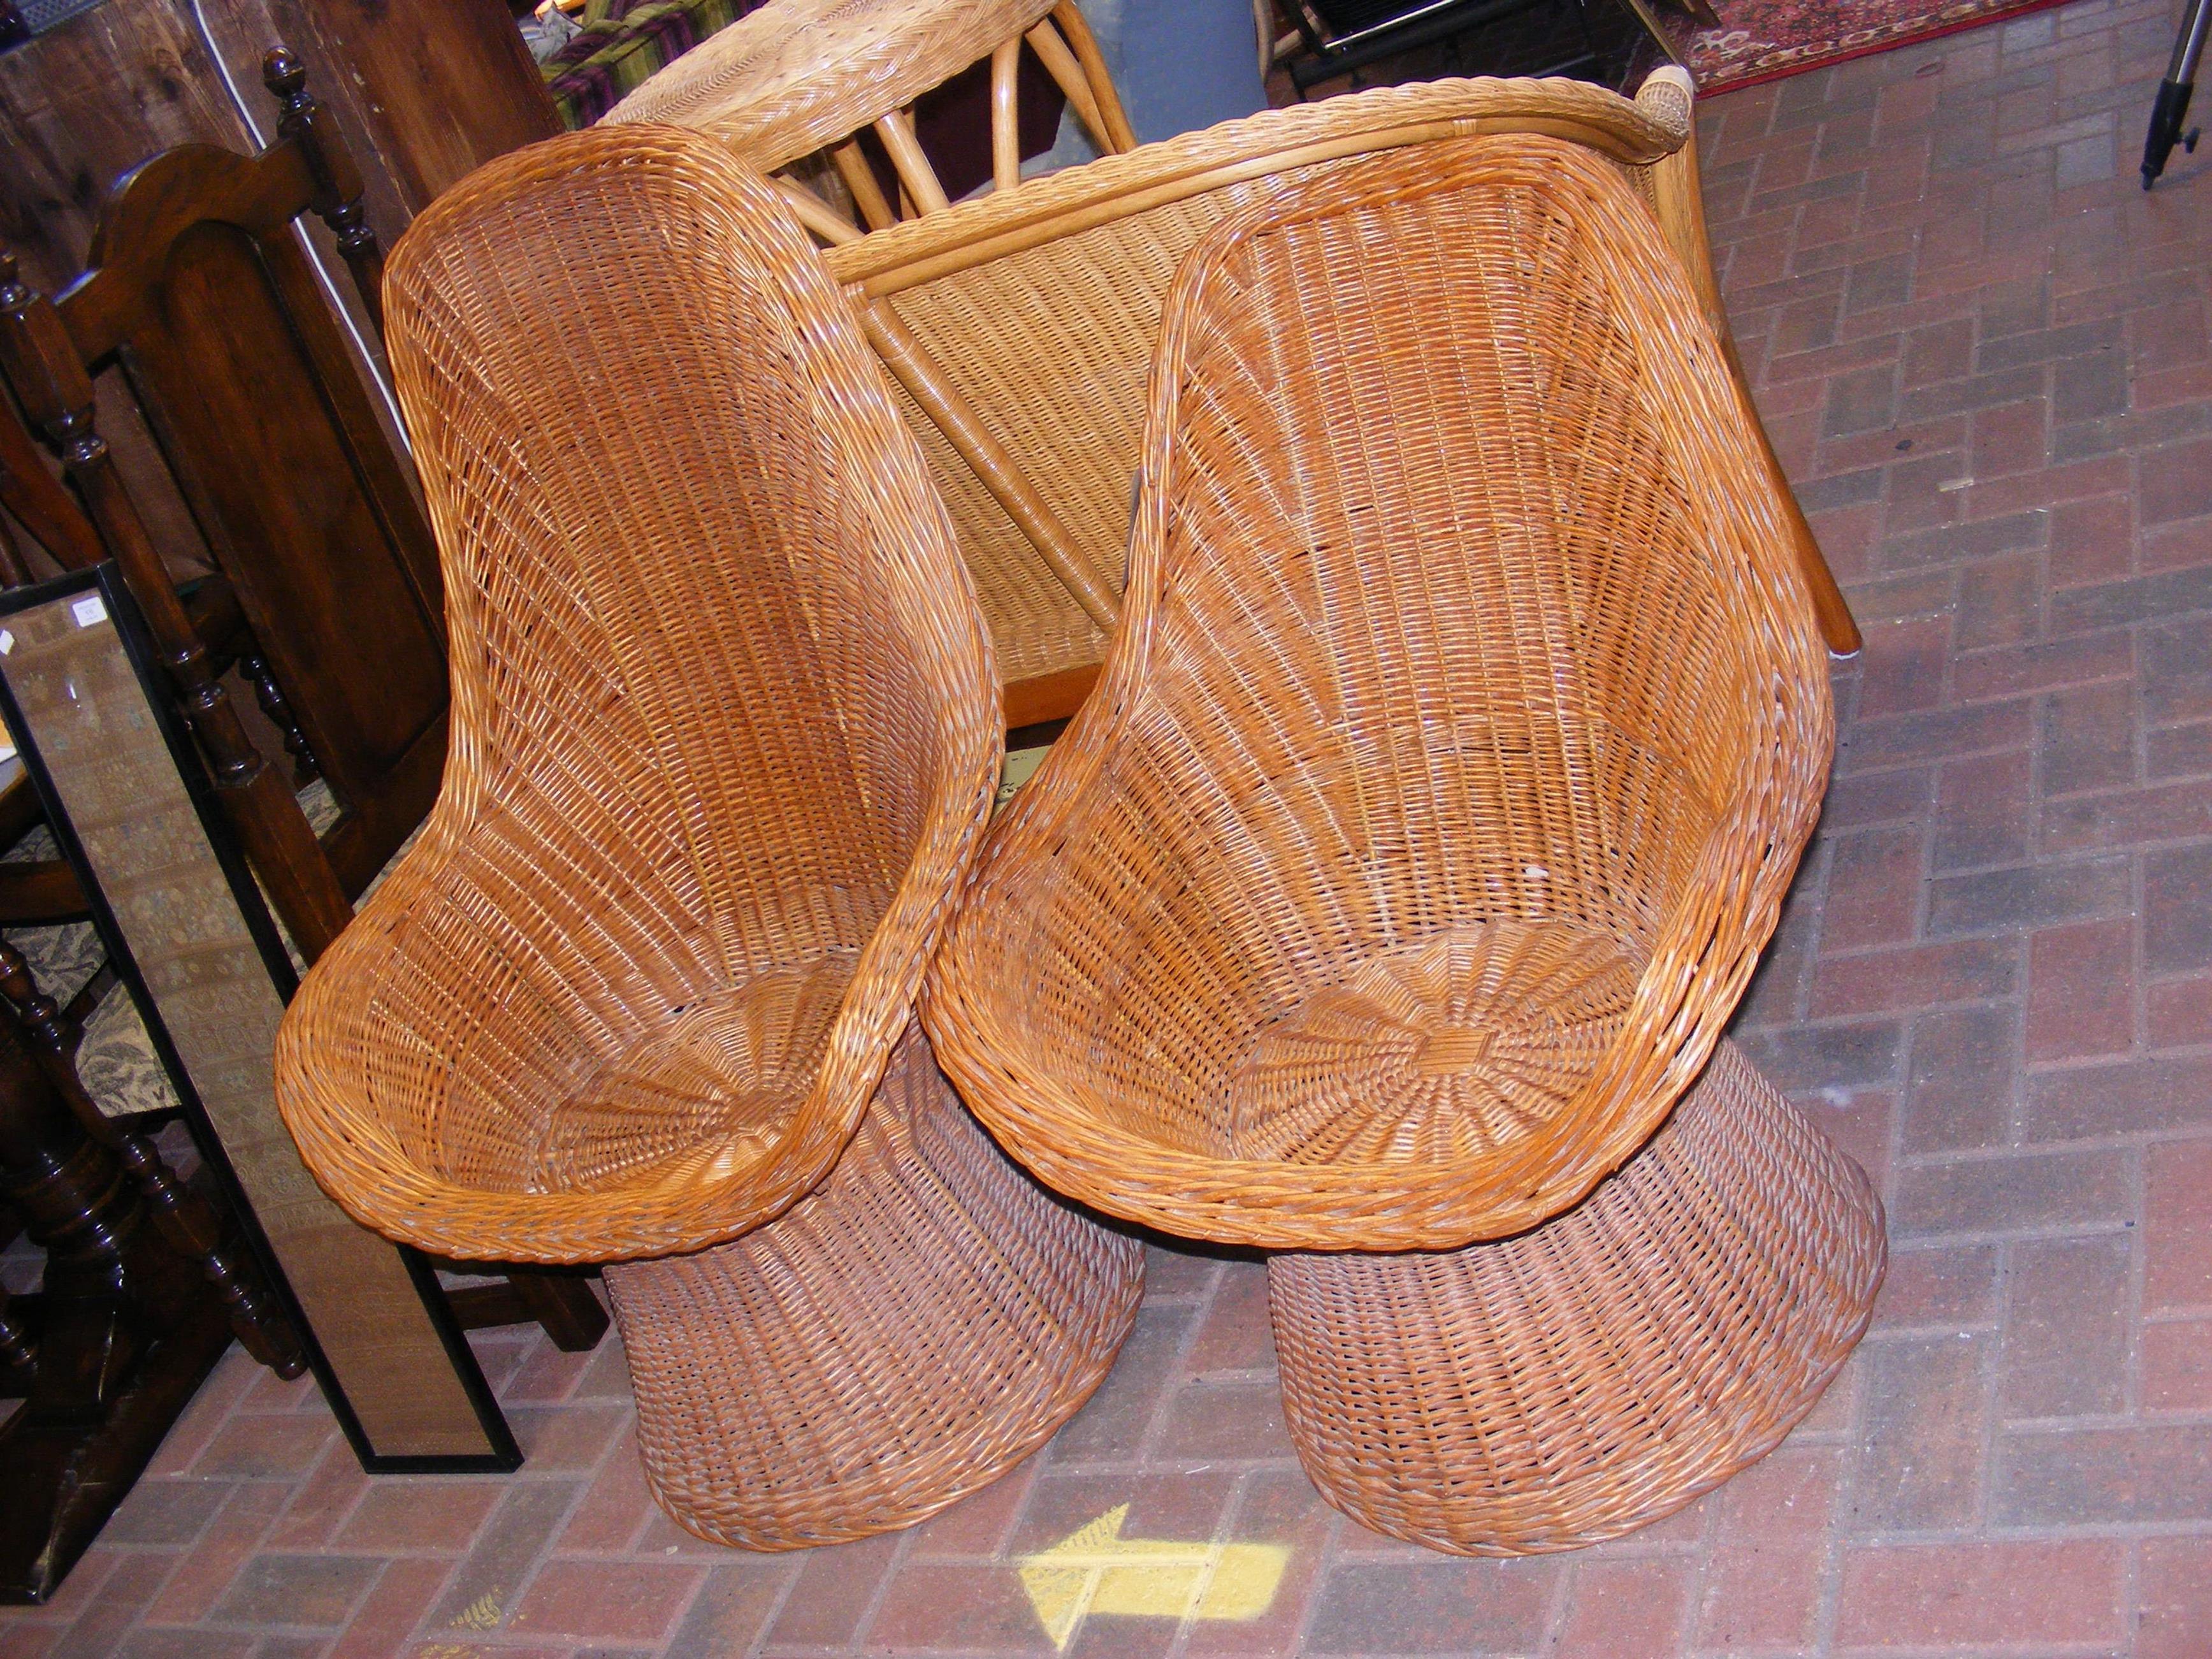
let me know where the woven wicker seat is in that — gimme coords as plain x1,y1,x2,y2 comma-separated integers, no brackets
272,126,1004,1266
925,133,1836,1253
1271,1040,1885,1554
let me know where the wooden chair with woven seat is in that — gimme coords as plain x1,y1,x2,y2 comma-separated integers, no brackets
272,124,1143,1546
925,132,1883,1552
620,62,1857,727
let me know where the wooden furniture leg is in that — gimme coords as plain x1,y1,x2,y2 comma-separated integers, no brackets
1641,74,1862,657
0,940,307,1377
0,1012,233,1605
445,1268,609,1352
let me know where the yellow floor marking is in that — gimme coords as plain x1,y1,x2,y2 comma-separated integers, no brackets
1016,1503,1290,1651
449,1591,503,1631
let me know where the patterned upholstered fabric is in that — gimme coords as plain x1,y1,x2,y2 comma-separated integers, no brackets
542,0,767,129
2,781,347,1120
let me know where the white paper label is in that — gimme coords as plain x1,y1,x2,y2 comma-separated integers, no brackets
70,595,108,628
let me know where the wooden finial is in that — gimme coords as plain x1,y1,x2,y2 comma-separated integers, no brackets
261,45,308,112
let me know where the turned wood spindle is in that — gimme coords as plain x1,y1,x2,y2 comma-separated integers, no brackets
0,248,352,961
238,649,321,785
0,1299,32,1370
113,1132,307,1377
263,48,387,339
0,1006,232,1603
0,938,304,1375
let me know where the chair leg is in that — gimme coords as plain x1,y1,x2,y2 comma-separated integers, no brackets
1640,98,1862,656
1723,335,1863,656
504,1269,609,1352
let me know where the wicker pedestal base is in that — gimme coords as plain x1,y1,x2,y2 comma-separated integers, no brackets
605,1024,1145,1551
1269,1040,1886,1556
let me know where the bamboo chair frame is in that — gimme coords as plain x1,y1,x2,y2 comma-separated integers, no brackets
801,70,1856,724
607,0,1136,219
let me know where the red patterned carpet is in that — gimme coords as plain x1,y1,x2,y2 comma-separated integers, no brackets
1675,0,2074,89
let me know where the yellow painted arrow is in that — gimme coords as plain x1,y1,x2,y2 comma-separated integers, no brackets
1016,1503,1290,1651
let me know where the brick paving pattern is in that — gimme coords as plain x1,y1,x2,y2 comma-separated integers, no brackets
4,1,2210,1651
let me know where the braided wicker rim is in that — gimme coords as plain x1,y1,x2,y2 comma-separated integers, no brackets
604,0,1061,171
822,73,1690,295
923,133,1833,1252
274,127,1000,1264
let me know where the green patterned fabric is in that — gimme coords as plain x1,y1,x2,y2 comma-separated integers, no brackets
542,0,760,129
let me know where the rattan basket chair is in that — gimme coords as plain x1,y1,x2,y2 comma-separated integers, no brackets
924,132,1837,1254
273,124,998,1268
785,68,1855,723
272,126,1145,1546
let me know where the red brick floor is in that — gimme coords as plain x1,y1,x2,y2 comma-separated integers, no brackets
7,2,2212,1652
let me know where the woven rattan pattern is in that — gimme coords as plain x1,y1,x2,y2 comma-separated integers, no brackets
925,134,1833,1252
1270,1041,1886,1554
604,0,1060,171
605,1022,1144,1550
814,76,1692,690
273,127,1000,1264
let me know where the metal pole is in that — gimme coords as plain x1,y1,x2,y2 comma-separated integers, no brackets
2143,0,2209,187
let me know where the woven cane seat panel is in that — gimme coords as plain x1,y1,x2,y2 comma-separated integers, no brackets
1269,1041,1886,1555
529,952,855,1193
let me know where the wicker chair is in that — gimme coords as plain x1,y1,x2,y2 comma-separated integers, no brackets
272,126,1145,1544
272,124,1004,1266
832,68,1851,725
925,126,1877,1555
925,132,1837,1254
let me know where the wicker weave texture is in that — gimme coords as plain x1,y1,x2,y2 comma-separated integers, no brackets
925,133,1833,1252
605,1022,1143,1550
273,126,1001,1264
1271,1041,1886,1555
828,75,1692,689
604,0,1059,170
